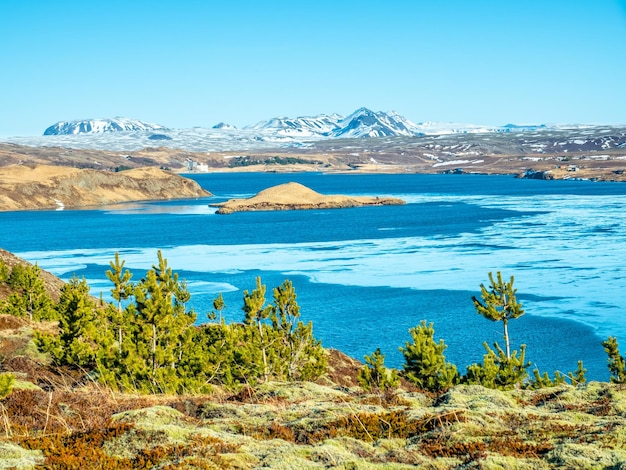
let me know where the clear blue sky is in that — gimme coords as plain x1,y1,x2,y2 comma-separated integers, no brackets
1,0,625,136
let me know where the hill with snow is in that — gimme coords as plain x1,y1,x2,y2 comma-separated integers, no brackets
44,118,166,135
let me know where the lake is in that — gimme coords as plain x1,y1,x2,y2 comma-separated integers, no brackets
1,172,625,381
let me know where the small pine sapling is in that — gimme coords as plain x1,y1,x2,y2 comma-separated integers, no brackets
602,336,626,384
472,272,524,360
400,320,459,393
358,348,400,392
568,360,587,386
528,360,587,389
463,342,530,390
211,292,225,322
0,372,14,399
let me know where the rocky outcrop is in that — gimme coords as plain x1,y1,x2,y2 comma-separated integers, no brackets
0,165,210,211
519,169,555,180
211,182,405,214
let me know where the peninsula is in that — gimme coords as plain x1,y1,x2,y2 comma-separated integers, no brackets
0,164,210,211
210,181,405,214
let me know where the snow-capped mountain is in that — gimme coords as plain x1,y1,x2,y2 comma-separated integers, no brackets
245,113,343,136
212,122,237,130
244,108,424,138
333,107,421,138
43,117,166,135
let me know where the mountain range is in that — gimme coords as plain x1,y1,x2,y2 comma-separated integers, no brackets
7,109,622,158
41,108,548,139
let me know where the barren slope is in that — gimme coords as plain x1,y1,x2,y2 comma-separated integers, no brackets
0,165,210,211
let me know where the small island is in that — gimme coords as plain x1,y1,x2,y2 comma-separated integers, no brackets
210,182,405,214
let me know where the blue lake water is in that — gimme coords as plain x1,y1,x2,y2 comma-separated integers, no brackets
1,172,625,381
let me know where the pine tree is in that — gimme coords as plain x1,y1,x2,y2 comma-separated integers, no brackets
0,259,8,283
105,252,133,350
36,277,104,368
0,373,14,399
472,272,524,360
463,342,530,390
602,336,626,384
242,277,273,382
400,320,459,392
270,280,326,381
210,293,225,322
130,251,197,392
358,348,400,391
4,263,55,321
527,361,586,389
568,360,587,386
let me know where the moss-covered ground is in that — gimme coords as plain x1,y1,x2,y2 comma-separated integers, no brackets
1,374,625,469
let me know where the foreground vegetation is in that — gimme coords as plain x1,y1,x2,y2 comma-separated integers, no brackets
1,252,626,468
1,252,326,394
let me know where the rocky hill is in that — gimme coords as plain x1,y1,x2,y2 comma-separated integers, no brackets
0,165,210,211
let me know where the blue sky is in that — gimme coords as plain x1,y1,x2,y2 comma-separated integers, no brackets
1,0,625,136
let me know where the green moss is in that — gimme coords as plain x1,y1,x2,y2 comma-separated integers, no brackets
440,384,519,411
479,455,550,469
395,390,432,409
556,382,607,407
547,442,626,469
255,381,349,402
597,420,626,448
0,442,44,469
107,405,197,456
4,374,626,468
310,440,361,467
112,405,187,427
11,379,42,391
217,451,259,469
241,438,318,469
103,427,172,460
609,386,626,416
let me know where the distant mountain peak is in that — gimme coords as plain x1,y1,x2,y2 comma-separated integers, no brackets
242,108,422,139
333,108,420,138
43,117,166,135
212,122,237,130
